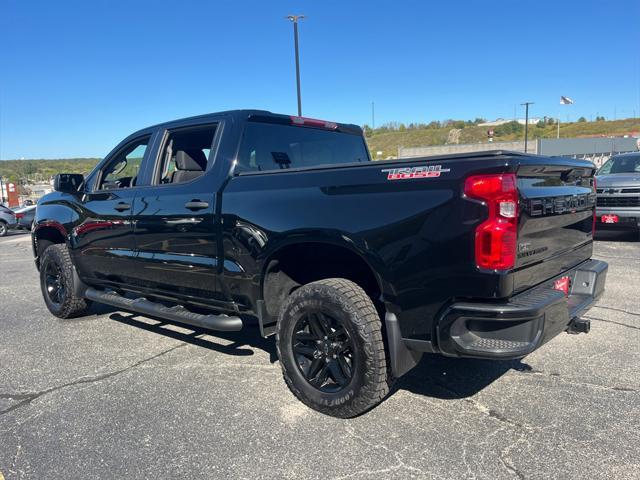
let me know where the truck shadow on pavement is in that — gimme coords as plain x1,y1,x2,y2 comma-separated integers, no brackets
103,305,525,400
107,311,279,363
395,354,532,400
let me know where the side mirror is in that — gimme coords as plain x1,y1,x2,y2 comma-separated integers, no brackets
53,173,84,194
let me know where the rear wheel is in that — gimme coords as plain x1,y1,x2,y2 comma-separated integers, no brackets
40,244,90,318
276,278,391,418
0,221,7,237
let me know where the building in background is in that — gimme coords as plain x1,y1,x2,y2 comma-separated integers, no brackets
0,179,20,207
399,137,639,167
478,118,542,127
19,182,53,206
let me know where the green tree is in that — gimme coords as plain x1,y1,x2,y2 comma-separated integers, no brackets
578,116,587,122
494,121,524,136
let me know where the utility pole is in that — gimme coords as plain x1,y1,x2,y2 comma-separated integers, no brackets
286,15,305,116
371,101,375,129
521,102,534,152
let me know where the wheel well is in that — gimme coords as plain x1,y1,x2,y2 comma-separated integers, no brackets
262,242,382,319
34,226,66,259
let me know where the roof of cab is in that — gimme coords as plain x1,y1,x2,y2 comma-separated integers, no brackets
129,109,362,138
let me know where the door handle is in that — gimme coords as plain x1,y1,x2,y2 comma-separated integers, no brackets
184,200,209,211
114,202,131,212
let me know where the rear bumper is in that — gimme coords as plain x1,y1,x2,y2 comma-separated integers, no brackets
596,207,640,230
432,259,608,359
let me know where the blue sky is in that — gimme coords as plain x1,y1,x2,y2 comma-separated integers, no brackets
1,0,638,159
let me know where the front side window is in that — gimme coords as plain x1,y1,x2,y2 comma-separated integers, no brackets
98,137,149,190
237,123,369,172
155,125,217,185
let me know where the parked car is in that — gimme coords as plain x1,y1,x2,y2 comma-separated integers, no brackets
0,204,17,236
595,152,640,238
32,110,607,417
13,205,36,230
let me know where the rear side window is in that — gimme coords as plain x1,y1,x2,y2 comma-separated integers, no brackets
237,123,369,172
155,124,217,185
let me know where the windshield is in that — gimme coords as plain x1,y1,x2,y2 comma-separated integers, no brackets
237,123,370,172
598,155,640,175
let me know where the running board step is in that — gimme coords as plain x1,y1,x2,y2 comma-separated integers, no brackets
85,288,243,332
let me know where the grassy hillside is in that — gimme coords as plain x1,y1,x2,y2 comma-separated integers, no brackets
0,158,100,184
1,118,638,183
366,118,640,158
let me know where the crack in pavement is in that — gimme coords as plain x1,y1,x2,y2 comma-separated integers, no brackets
592,305,640,318
8,444,24,479
0,343,186,416
429,379,537,433
584,314,640,331
513,367,639,393
464,398,535,433
593,253,640,261
499,437,528,480
333,426,429,480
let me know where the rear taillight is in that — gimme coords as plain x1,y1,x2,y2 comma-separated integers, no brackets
15,213,24,219
464,173,518,271
289,116,338,130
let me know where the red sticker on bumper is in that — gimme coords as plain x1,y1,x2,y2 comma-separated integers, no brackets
553,276,571,296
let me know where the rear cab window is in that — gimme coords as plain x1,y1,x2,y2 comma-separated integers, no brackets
236,121,370,173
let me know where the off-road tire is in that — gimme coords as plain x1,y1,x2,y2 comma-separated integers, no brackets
40,244,90,318
0,220,7,237
276,278,391,418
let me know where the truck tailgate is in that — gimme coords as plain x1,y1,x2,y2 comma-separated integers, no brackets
513,161,596,293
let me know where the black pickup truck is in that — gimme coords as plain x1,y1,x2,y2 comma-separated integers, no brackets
34,110,607,417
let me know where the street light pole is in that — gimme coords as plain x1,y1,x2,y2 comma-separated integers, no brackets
521,102,534,152
286,15,305,116
371,101,375,129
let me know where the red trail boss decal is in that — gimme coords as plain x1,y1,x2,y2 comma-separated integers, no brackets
382,165,451,180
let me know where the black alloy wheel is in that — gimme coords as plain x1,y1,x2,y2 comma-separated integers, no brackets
292,311,355,393
44,260,66,307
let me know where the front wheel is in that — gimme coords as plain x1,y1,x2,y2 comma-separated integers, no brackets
276,278,391,418
0,221,7,237
39,244,90,318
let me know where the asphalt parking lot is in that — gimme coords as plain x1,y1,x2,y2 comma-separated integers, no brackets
0,230,638,479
